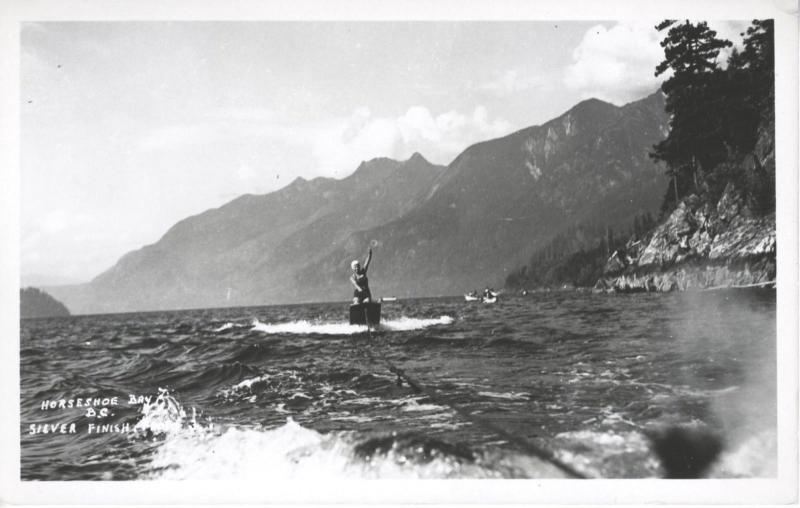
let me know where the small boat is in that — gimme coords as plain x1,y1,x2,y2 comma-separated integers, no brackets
482,296,497,304
349,301,381,326
381,296,397,302
464,293,480,302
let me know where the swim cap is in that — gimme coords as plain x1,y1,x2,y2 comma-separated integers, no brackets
351,260,359,269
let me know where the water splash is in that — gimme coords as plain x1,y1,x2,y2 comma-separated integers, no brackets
130,390,563,480
381,315,454,331
133,388,209,435
552,429,659,478
250,315,453,335
143,414,546,480
709,429,777,477
213,321,250,333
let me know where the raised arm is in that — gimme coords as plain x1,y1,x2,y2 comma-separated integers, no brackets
363,248,373,271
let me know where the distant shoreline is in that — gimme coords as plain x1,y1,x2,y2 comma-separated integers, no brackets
19,285,777,320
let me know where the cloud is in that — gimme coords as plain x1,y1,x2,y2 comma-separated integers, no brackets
564,21,665,105
477,69,542,96
397,105,513,154
710,20,750,63
138,104,515,177
236,163,257,181
565,20,753,105
310,105,514,173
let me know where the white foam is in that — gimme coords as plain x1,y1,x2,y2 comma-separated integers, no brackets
218,374,272,399
143,412,496,479
234,375,269,391
250,315,453,335
251,319,364,335
132,391,593,479
477,391,530,401
214,321,251,332
328,414,374,423
213,322,235,332
147,418,354,480
552,429,657,478
134,388,207,435
342,396,385,406
398,397,449,413
710,429,777,477
380,315,455,331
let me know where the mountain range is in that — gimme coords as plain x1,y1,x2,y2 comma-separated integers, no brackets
49,91,669,314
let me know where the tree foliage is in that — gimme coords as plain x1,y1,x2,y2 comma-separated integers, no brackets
650,19,774,212
506,20,774,291
505,212,656,289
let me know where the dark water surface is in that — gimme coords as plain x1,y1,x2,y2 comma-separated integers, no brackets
20,290,776,480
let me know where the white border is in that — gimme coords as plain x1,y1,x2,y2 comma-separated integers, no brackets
0,0,797,505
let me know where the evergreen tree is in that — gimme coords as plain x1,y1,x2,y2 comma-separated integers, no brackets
738,20,775,213
650,20,732,205
739,19,774,113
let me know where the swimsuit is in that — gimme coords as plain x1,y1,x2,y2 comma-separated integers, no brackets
352,269,371,302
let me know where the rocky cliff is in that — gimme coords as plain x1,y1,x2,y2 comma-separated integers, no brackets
594,183,775,293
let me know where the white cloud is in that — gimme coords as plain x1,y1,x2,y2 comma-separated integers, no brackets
711,20,749,47
477,69,542,96
710,20,750,63
236,163,257,181
310,113,400,175
138,105,515,178
312,105,514,173
564,21,664,105
565,20,754,105
397,105,513,155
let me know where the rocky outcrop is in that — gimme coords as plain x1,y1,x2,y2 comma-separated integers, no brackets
595,183,775,293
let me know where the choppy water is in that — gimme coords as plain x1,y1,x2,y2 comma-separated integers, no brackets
20,290,776,480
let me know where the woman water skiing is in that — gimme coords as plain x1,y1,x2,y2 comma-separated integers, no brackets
350,247,373,304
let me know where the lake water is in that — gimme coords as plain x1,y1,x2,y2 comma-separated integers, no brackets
20,289,776,480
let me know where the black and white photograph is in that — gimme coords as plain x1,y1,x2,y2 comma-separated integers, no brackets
1,0,797,504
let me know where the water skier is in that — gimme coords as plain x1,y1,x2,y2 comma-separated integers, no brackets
350,247,373,305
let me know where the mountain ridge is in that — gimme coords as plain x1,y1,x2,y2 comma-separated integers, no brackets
293,91,669,298
49,91,669,314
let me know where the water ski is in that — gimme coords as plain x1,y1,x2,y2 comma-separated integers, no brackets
349,302,381,326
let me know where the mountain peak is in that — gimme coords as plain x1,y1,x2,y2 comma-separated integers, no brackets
407,152,428,164
568,97,617,116
288,176,307,188
576,97,610,106
363,156,396,166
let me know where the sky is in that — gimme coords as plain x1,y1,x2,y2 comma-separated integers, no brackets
20,20,748,284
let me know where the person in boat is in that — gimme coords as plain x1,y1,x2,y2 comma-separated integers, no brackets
483,287,494,299
350,247,373,305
